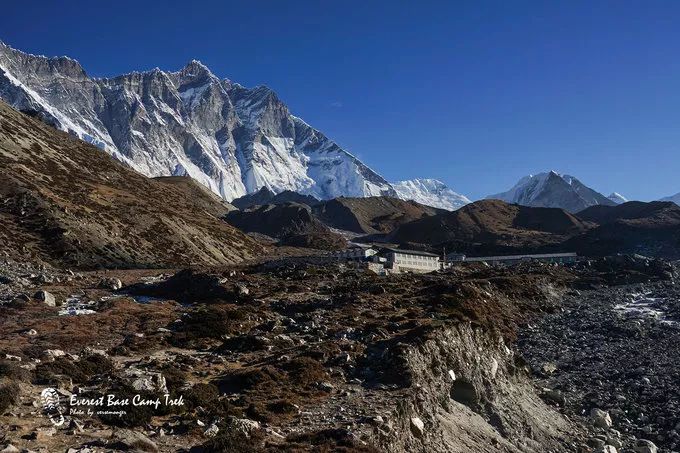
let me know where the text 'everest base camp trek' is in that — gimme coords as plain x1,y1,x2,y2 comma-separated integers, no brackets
0,38,680,453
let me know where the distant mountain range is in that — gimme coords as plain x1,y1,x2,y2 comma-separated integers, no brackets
0,42,677,213
0,40,471,209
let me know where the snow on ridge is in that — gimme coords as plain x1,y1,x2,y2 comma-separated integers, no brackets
0,42,402,203
392,178,470,211
608,192,628,204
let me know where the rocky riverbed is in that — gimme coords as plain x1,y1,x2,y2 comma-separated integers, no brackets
518,269,680,453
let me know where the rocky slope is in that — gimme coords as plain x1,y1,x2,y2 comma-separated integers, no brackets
567,201,680,258
225,203,346,250
388,199,592,255
392,179,470,211
0,99,263,268
518,258,679,453
313,196,443,235
0,41,395,202
488,171,615,213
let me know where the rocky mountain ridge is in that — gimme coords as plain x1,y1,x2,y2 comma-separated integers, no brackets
0,41,396,202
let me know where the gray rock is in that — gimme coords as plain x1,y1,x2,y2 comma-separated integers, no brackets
112,429,159,452
0,445,20,453
34,290,56,306
227,417,260,438
98,277,122,291
633,439,658,453
590,408,613,428
410,417,425,438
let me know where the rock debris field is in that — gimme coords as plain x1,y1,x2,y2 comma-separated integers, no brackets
518,275,680,453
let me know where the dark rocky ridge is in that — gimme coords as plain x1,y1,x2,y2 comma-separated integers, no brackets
387,199,592,255
225,202,347,250
231,186,319,210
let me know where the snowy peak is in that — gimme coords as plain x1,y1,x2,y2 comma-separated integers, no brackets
392,178,470,211
487,171,615,213
0,42,397,202
608,192,628,204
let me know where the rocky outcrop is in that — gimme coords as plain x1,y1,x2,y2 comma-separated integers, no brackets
367,324,580,452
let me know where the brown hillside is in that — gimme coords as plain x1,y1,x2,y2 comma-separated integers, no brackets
312,196,442,234
0,101,264,268
389,199,592,253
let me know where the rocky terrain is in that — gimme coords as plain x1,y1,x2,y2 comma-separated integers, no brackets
0,99,263,269
224,203,347,250
387,199,593,255
567,202,680,259
0,252,676,452
230,188,319,211
518,256,680,453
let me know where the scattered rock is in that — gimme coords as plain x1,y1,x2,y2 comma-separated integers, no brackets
633,439,658,453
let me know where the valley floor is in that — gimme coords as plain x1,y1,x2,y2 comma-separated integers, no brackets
0,256,675,452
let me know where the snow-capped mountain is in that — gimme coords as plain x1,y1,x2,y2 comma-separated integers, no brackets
392,178,470,210
487,171,615,213
607,192,628,204
0,41,395,201
660,192,680,205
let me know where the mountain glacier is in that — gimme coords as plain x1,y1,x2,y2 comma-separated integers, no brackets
487,171,615,213
392,179,470,210
0,41,396,202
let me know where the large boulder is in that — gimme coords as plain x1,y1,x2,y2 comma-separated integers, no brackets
590,408,613,428
34,290,56,307
633,439,658,453
111,429,158,452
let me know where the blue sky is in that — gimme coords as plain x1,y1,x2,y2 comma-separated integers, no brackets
2,1,680,200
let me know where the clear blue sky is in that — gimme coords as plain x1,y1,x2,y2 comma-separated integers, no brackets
2,1,680,200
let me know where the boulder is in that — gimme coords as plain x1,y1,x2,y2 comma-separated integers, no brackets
111,429,159,452
227,417,260,438
590,408,613,428
0,445,20,453
410,417,425,438
98,277,122,291
633,439,658,453
35,290,56,307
